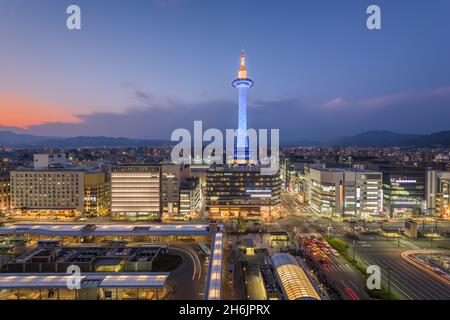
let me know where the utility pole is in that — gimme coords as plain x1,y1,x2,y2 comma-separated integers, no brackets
352,238,356,262
355,168,357,219
430,228,433,248
330,211,333,229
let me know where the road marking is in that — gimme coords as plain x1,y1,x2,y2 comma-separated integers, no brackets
340,280,360,300
388,258,450,300
382,258,449,299
171,246,198,281
376,259,421,299
348,280,360,292
375,259,427,300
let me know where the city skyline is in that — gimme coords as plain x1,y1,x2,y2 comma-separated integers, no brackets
2,0,450,308
1,0,450,141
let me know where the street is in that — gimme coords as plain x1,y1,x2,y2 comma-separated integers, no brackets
278,192,450,300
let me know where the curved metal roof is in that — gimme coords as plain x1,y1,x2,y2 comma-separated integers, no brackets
271,253,321,300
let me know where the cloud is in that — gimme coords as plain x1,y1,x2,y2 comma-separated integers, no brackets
135,90,153,102
3,85,450,142
323,97,348,108
326,85,450,110
26,99,238,140
121,82,157,108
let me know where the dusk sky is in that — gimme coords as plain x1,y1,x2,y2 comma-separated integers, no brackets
1,0,450,142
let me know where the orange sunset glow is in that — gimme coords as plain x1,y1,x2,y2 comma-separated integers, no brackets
0,91,81,128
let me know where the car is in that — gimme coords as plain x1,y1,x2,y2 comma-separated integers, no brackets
331,249,339,257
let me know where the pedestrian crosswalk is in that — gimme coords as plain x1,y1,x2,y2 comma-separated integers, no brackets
327,263,354,273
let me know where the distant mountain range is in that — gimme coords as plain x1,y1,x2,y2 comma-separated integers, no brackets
284,130,450,147
0,131,173,148
1,130,450,148
328,130,450,147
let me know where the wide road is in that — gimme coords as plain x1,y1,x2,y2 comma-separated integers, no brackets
279,192,450,300
279,193,371,300
356,247,450,300
166,243,208,300
324,253,370,300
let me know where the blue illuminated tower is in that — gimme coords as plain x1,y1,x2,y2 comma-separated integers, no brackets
232,50,254,162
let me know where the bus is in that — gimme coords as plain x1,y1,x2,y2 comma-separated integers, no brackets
107,239,128,247
198,242,211,260
37,239,63,248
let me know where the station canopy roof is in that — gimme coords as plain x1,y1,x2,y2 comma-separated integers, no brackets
0,223,223,237
205,232,223,300
0,272,169,289
271,253,321,300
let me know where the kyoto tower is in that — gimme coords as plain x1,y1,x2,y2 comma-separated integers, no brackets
232,49,254,161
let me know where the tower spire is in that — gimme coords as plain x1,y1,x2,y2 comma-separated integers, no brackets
238,48,247,79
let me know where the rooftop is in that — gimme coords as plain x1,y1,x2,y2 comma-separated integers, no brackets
0,272,169,289
271,253,321,300
0,223,220,237
204,232,223,300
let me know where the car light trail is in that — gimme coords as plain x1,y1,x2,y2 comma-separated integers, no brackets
401,250,450,286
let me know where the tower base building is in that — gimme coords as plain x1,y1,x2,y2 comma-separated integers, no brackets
205,165,281,221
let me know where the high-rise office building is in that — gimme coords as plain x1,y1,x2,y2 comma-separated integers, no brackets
425,169,450,218
309,167,383,218
0,175,10,215
110,165,161,221
33,153,68,169
380,166,425,218
206,165,281,220
10,154,110,217
84,172,110,216
10,169,85,216
161,163,180,217
0,157,12,177
179,177,202,219
436,177,450,219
